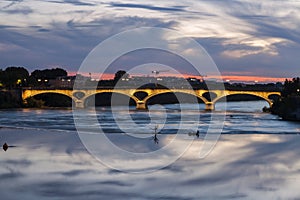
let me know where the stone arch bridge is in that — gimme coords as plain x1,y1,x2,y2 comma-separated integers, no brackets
22,88,281,111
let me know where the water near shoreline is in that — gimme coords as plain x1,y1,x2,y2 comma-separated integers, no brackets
0,101,299,135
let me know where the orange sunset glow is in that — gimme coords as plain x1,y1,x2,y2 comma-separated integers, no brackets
208,75,287,83
69,71,288,83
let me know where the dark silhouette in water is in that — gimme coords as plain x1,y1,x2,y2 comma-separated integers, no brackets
152,125,159,144
188,130,200,138
153,133,159,144
196,130,200,138
3,143,8,151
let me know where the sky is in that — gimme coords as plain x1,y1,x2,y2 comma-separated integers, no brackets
0,0,300,82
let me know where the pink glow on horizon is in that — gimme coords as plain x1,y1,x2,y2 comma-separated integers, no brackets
68,71,115,80
67,71,288,83
212,75,287,83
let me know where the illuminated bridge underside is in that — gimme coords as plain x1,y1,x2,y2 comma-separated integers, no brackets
22,89,281,111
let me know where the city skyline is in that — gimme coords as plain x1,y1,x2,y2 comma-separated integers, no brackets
0,0,299,82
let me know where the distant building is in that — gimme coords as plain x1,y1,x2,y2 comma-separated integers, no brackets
49,76,75,88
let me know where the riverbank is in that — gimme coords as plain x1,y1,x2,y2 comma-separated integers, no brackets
0,90,22,108
1,128,300,199
271,96,300,121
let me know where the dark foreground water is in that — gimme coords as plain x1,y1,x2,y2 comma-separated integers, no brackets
0,101,299,134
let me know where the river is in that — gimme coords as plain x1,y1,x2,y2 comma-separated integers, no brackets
1,101,300,200
0,101,299,134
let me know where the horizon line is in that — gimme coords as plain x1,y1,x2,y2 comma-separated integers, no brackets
68,71,289,83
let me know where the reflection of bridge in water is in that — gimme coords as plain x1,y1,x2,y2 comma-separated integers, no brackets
22,88,281,111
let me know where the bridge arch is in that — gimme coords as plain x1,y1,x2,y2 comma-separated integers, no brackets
213,93,274,107
23,90,75,102
83,91,139,108
24,92,74,107
268,93,281,101
202,91,217,101
133,91,149,101
144,91,208,107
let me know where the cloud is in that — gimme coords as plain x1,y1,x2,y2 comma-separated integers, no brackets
0,42,27,53
0,15,176,71
109,2,186,12
220,37,288,58
242,16,300,44
222,1,300,50
194,36,300,78
0,0,299,78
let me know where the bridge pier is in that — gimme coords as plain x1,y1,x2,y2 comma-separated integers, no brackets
205,102,215,111
74,101,85,108
136,101,148,110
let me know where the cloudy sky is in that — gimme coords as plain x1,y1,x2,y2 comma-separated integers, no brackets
0,0,300,82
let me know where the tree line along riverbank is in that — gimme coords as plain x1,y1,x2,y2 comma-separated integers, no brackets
270,78,300,121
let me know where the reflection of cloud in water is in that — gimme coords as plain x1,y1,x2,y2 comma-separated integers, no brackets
0,159,31,167
0,170,23,180
58,169,95,177
94,180,134,187
1,128,300,199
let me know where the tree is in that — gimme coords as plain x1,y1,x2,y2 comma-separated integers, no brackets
271,77,300,120
0,69,4,87
0,91,21,108
281,77,300,97
2,66,29,88
31,68,67,80
30,68,68,86
114,70,129,82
